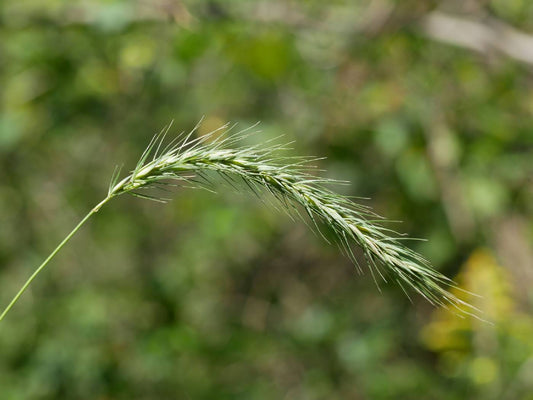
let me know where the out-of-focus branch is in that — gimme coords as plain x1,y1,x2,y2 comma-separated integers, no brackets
420,11,533,66
12,1,533,67
423,121,475,243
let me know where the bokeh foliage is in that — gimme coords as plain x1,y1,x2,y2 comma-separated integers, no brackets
1,1,532,399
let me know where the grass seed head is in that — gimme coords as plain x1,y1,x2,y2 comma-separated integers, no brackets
109,121,479,316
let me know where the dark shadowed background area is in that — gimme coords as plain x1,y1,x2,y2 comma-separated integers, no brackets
1,1,533,399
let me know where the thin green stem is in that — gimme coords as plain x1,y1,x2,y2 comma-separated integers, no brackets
0,196,112,322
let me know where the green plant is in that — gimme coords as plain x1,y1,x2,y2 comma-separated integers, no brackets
0,121,474,322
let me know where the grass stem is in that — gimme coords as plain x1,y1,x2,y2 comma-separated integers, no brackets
0,196,111,322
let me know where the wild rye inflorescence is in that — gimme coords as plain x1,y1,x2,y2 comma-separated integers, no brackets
0,121,475,322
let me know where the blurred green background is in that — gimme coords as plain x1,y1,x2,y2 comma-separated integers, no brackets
1,1,533,399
